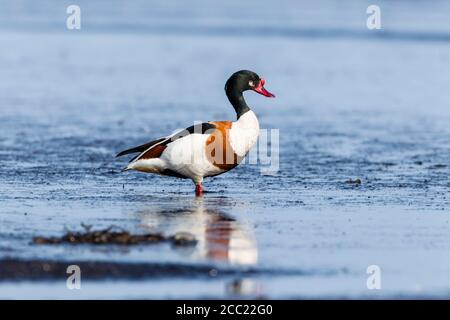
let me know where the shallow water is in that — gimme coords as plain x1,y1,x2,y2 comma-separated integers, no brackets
1,0,450,299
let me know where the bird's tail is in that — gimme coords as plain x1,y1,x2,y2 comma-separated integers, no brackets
121,166,132,172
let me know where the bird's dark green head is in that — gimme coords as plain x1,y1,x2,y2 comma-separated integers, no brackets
225,70,275,98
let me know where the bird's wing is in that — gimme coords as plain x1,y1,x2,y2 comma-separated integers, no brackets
115,137,167,158
116,122,217,163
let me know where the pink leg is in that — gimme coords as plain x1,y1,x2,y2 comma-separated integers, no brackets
195,183,204,197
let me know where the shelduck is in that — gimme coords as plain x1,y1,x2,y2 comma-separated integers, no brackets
116,70,275,196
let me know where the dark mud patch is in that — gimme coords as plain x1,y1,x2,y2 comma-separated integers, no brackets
0,259,342,282
32,225,197,247
345,178,362,185
427,164,447,170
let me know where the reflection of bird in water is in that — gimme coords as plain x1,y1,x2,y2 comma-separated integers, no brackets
226,278,264,298
139,198,257,265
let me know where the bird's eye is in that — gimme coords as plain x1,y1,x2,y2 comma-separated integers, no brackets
249,81,254,87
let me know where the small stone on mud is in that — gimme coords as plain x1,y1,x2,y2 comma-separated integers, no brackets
381,162,396,167
428,164,447,169
345,178,362,184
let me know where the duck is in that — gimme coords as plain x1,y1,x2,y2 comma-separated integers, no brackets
116,70,275,196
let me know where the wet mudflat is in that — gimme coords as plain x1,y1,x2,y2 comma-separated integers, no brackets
1,1,450,298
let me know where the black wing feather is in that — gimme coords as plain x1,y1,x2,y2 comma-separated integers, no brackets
116,138,166,157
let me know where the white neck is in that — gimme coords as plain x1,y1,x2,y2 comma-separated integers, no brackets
229,110,260,157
